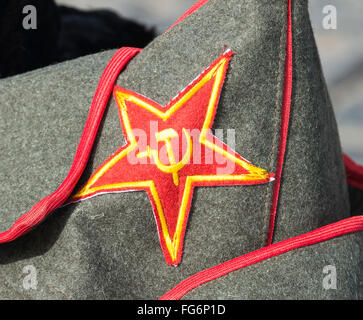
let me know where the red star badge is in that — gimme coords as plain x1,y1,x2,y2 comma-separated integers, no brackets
70,50,273,265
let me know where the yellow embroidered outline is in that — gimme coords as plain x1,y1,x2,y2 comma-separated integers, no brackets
73,54,270,264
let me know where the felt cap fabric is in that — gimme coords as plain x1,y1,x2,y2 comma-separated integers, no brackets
0,0,362,299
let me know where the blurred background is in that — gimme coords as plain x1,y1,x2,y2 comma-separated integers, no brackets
309,0,363,164
55,0,363,164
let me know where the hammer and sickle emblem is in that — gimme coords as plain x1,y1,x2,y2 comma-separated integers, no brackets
137,128,192,186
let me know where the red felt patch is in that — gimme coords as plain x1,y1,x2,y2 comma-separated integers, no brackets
69,50,273,265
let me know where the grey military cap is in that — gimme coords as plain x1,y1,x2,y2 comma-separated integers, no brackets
0,0,362,300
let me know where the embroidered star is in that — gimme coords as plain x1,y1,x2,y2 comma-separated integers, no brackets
70,50,273,265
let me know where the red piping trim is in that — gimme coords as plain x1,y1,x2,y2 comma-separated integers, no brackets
166,0,211,33
159,215,363,300
0,47,141,243
266,0,293,246
344,153,363,190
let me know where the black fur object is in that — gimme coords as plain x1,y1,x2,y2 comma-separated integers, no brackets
0,0,155,78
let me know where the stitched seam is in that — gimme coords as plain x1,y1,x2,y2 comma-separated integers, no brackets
261,2,287,247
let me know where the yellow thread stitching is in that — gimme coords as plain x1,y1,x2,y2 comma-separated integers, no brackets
73,55,270,264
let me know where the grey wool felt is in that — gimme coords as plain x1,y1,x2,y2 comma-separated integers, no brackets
0,0,361,300
183,233,363,300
